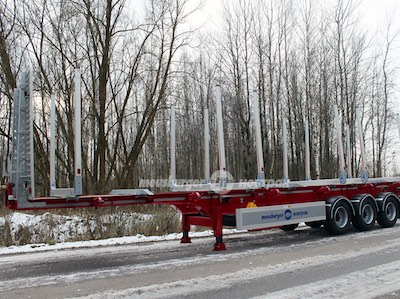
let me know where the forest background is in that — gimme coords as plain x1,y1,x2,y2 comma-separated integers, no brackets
1,0,400,196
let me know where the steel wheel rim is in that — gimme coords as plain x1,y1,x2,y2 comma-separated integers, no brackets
334,206,348,229
385,202,397,221
362,204,374,224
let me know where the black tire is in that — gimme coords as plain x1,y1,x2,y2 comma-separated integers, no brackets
377,196,398,228
280,223,299,231
325,200,352,235
305,221,323,229
352,197,377,231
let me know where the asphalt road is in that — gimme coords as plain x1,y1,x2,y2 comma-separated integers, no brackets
1,224,400,298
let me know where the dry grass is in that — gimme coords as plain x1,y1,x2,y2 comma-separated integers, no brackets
0,205,182,247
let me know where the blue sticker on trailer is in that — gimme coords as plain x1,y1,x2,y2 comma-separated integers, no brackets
285,209,292,220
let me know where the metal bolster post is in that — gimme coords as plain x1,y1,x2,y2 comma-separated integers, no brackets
304,119,311,181
6,156,11,179
357,109,368,183
282,118,289,184
334,105,346,184
204,108,211,184
215,86,227,188
29,66,35,199
346,124,352,179
397,114,400,143
50,94,56,192
253,90,265,188
1,158,6,178
169,104,177,190
11,88,19,202
50,93,75,198
74,68,83,196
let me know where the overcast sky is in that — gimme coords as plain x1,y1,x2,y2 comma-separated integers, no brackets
131,0,400,47
191,0,399,33
190,0,400,107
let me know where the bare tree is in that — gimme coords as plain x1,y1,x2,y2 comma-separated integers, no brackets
0,0,19,173
1,0,399,194
370,21,399,177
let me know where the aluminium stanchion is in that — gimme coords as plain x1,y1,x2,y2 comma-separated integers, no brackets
334,105,346,184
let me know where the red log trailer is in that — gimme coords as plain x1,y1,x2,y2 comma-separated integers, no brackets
3,179,400,251
2,71,400,250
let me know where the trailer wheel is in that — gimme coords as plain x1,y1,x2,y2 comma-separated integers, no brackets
280,224,299,231
325,200,351,235
352,196,377,231
377,196,398,228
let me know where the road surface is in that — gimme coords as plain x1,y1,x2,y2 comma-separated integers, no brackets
1,224,400,298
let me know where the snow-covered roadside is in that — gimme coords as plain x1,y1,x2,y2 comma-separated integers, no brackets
0,226,244,256
0,211,248,255
1,211,156,244
0,210,247,255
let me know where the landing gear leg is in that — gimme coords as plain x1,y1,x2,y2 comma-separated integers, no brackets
213,205,226,251
180,215,192,243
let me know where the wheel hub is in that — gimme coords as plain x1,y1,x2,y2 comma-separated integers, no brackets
361,204,374,224
335,206,348,229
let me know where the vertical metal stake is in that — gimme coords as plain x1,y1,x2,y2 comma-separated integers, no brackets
304,119,311,181
397,114,400,143
74,68,83,195
334,105,346,184
7,156,10,177
215,86,227,188
253,90,265,187
357,109,368,183
29,66,35,199
169,104,177,190
346,124,352,179
204,108,210,184
283,118,289,183
50,94,56,191
1,158,6,178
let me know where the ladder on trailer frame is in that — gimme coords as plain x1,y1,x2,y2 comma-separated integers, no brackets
10,70,35,208
9,68,83,207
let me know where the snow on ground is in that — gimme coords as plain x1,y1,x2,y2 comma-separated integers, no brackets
0,228,245,255
2,212,93,243
68,260,400,299
254,260,400,299
0,211,245,255
53,227,400,299
2,212,400,298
